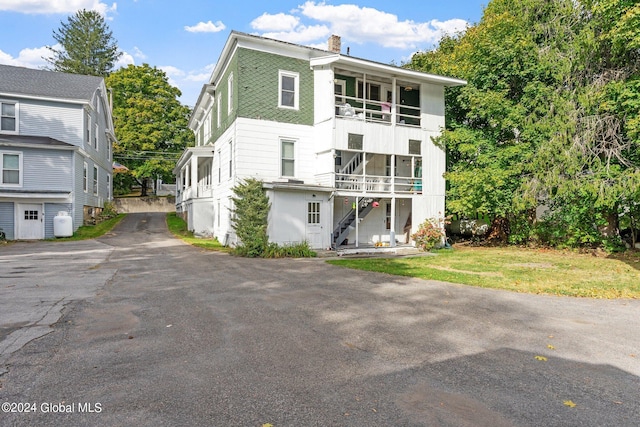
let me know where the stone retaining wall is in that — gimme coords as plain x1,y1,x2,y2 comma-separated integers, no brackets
114,197,175,213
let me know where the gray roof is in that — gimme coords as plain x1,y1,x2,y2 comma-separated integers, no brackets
0,64,103,101
0,134,74,148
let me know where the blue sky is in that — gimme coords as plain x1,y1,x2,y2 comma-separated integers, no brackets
0,0,486,106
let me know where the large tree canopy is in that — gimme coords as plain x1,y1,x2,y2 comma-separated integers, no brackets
46,9,121,76
106,64,194,196
407,0,640,249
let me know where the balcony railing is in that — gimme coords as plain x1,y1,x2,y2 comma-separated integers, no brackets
335,174,422,194
335,96,421,127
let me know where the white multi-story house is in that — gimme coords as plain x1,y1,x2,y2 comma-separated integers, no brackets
0,64,115,239
175,32,465,249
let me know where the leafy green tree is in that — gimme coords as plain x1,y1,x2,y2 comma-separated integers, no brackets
46,9,121,76
105,64,194,195
407,0,640,248
231,179,270,257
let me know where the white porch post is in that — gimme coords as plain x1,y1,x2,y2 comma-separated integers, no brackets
191,155,198,197
390,196,396,247
392,77,397,126
355,196,359,248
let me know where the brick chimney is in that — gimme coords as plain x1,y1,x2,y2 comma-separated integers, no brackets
328,35,341,54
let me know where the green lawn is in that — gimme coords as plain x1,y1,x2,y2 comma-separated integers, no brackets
50,214,125,241
166,212,230,252
327,246,640,298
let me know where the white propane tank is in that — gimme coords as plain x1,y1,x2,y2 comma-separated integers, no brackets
53,211,73,237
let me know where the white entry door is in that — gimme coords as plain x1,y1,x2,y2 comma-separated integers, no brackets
306,200,324,249
17,203,44,239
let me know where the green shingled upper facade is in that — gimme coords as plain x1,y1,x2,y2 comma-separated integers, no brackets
209,48,314,143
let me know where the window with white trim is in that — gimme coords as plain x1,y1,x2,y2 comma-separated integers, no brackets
281,139,295,177
93,165,98,195
94,123,99,149
84,110,91,143
217,94,221,128
279,70,299,109
409,139,421,155
308,202,320,224
83,162,88,192
1,151,21,185
228,140,233,179
0,101,17,133
204,112,211,144
227,73,233,115
106,174,111,199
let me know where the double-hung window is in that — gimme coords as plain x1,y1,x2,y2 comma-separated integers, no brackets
83,162,89,192
227,73,234,115
216,94,221,128
93,166,98,195
1,152,21,185
85,111,91,143
279,71,299,110
281,139,295,177
0,101,17,133
228,140,233,179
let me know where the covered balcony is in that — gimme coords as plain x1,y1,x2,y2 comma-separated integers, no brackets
333,68,422,127
334,150,422,196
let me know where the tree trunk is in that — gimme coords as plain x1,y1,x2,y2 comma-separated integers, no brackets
600,211,619,239
140,177,148,197
487,216,510,244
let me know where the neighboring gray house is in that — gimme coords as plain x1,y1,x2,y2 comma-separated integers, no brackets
0,64,115,239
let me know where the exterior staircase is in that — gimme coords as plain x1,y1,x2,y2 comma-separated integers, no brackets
332,197,380,248
340,152,365,175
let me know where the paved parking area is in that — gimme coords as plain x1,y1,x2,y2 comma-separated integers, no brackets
0,213,638,426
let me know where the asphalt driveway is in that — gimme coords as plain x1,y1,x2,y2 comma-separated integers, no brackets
0,212,638,426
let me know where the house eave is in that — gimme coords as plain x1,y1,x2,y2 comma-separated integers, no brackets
263,181,333,193
310,55,467,87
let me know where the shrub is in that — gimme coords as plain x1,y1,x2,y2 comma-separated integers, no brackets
263,241,317,258
412,217,446,251
230,178,270,257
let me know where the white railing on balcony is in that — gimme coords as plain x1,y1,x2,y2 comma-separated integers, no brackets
335,95,421,127
335,174,422,194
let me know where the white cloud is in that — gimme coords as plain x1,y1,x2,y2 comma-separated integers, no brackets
132,46,146,60
183,63,215,83
0,0,117,16
114,51,134,69
160,65,185,78
250,2,468,51
251,13,299,32
184,20,225,33
0,45,55,69
259,24,330,45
